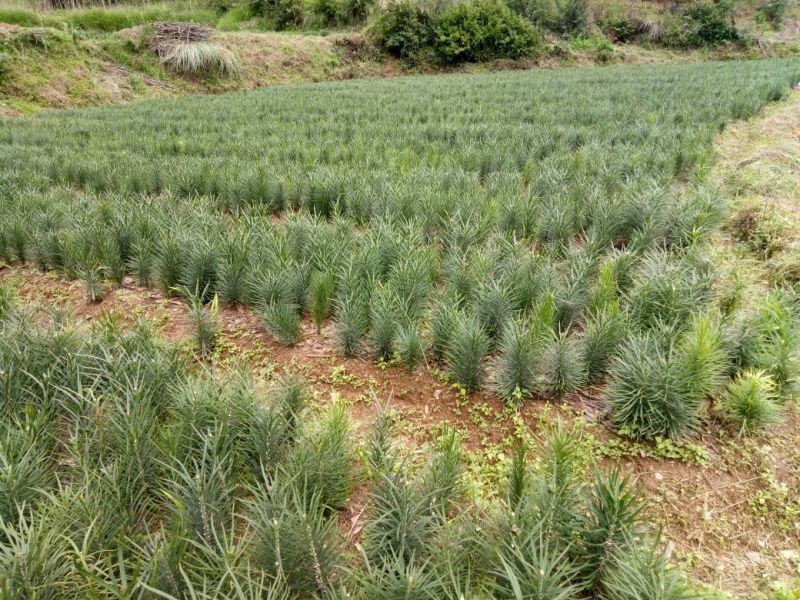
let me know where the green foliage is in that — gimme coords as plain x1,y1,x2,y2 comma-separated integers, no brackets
540,330,587,398
474,280,514,349
607,333,700,438
758,0,791,27
446,315,490,392
680,1,740,46
575,468,646,590
554,0,589,34
721,370,782,433
252,0,305,29
247,475,343,597
0,314,700,596
260,302,303,346
185,288,220,358
0,7,218,32
601,535,693,600
596,2,644,42
80,263,107,303
370,285,400,360
434,0,544,63
335,290,369,357
396,323,424,371
0,281,16,321
0,51,8,84
731,293,799,397
308,269,335,333
584,304,626,381
429,295,459,361
369,0,434,60
494,318,541,402
288,402,355,510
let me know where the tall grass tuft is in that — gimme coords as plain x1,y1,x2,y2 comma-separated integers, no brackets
429,295,460,362
308,269,335,333
446,315,490,392
540,331,587,398
494,318,540,402
396,323,424,372
721,370,782,433
288,402,355,511
185,288,220,358
246,475,342,597
162,42,240,78
259,302,303,346
370,285,399,361
335,290,369,357
607,333,699,438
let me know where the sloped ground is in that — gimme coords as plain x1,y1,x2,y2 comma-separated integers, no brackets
2,17,799,115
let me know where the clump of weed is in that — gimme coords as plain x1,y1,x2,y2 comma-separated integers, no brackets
308,269,335,333
721,370,782,433
540,330,587,398
446,315,490,392
162,42,240,78
396,323,424,372
260,302,303,346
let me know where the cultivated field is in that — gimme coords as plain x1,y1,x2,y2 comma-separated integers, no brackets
1,58,799,598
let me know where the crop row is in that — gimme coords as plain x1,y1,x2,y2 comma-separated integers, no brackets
0,292,695,598
0,59,799,439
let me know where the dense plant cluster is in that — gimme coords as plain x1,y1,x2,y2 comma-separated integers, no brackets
1,59,799,440
371,0,542,62
0,297,692,596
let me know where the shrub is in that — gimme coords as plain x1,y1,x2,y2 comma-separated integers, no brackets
506,0,558,30
252,0,306,29
554,0,589,34
161,42,240,78
434,0,544,63
681,1,739,46
758,0,790,27
369,0,434,60
338,0,379,25
722,370,782,433
597,2,643,42
446,315,490,392
0,52,9,84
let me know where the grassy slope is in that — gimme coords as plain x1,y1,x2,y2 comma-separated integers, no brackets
1,3,800,115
